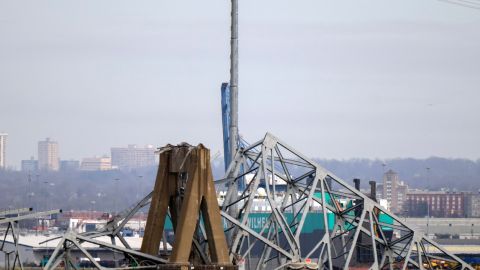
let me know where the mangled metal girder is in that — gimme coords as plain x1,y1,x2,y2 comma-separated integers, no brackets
0,208,62,270
43,144,235,270
43,231,168,270
219,133,474,270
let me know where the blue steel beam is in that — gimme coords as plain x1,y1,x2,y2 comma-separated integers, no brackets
221,82,231,172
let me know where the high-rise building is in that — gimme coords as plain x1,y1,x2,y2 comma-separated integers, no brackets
111,144,156,170
21,156,38,172
0,133,7,169
80,157,112,171
38,138,59,171
382,169,408,214
406,190,467,218
465,191,480,218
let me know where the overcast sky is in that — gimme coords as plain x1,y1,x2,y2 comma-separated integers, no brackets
1,0,479,168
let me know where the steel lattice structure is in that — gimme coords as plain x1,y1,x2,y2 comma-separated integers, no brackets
219,133,474,270
42,193,170,270
43,231,167,270
0,208,62,270
82,191,153,249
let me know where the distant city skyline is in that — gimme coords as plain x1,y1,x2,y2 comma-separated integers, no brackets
1,1,480,168
18,140,158,172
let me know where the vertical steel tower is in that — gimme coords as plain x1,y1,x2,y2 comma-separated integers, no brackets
229,0,239,165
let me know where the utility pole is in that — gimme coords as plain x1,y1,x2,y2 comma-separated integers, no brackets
229,0,239,163
114,178,120,214
137,175,143,202
426,167,431,239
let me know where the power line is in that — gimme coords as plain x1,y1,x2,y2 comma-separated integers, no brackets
455,0,480,5
437,0,480,10
442,0,480,8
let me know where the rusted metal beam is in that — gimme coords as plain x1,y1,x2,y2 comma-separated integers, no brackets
141,144,233,267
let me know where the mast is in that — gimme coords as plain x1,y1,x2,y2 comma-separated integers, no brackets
229,0,239,163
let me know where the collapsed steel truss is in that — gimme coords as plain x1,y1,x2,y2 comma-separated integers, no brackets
44,144,234,270
42,192,167,270
43,231,167,270
82,191,153,249
42,133,475,270
0,208,62,270
219,133,474,270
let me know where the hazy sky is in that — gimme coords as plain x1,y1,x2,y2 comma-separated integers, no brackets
1,0,480,168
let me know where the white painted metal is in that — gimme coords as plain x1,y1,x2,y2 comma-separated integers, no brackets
220,133,474,270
